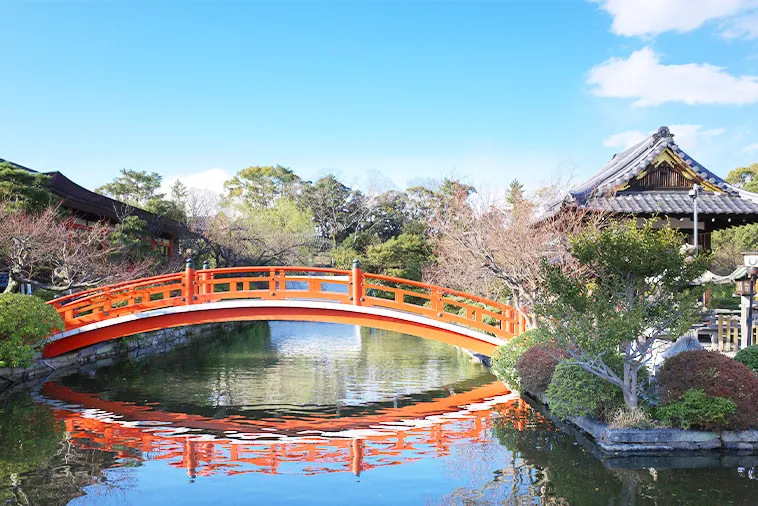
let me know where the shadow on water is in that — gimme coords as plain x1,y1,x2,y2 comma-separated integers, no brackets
1,322,757,505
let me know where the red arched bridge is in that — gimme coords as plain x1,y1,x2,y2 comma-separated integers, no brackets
44,261,526,358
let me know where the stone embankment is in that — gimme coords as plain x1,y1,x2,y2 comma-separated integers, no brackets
0,322,245,392
519,390,758,458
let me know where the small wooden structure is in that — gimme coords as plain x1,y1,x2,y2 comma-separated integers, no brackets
695,310,758,352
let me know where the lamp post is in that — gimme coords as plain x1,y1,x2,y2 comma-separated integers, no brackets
688,184,702,253
745,253,758,347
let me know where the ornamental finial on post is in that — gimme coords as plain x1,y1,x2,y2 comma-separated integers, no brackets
352,259,361,270
185,257,195,270
202,260,210,270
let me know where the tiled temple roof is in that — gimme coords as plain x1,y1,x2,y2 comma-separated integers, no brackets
566,126,758,216
0,157,185,235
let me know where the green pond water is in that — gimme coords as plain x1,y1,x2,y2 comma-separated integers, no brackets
1,321,756,505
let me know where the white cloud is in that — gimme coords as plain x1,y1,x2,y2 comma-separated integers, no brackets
720,12,758,39
161,168,232,196
594,0,752,37
587,47,758,107
741,142,758,153
668,124,726,149
603,124,725,151
603,130,648,149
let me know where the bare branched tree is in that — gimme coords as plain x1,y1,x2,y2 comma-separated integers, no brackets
426,186,598,327
0,202,153,293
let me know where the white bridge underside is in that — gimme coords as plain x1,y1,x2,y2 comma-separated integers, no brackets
49,299,508,349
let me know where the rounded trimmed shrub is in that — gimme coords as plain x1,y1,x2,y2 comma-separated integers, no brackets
657,350,758,430
546,361,623,420
491,328,550,390
656,388,736,431
515,345,569,396
545,354,649,421
735,345,758,373
0,294,63,368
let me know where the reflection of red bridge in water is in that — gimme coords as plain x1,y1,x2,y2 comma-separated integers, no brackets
43,381,537,477
45,264,527,358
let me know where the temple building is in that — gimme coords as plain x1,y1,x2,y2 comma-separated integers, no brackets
0,158,183,257
558,126,758,251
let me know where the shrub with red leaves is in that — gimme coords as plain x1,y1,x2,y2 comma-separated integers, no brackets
516,346,569,396
657,350,758,430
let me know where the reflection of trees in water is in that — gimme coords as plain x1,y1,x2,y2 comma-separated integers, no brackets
431,401,557,506
431,403,758,506
0,394,133,506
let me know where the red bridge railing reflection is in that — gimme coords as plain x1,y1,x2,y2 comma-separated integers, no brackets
42,381,539,478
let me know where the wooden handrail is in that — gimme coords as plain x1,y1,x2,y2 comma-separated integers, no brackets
48,265,524,339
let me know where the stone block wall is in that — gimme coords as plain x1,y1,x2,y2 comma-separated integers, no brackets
0,322,248,392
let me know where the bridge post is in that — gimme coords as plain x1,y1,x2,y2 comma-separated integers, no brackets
184,257,196,305
351,259,364,306
199,260,211,296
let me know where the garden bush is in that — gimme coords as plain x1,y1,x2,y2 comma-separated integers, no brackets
0,294,63,368
491,328,550,390
656,389,736,430
545,354,648,421
515,345,568,396
657,350,758,430
735,345,758,373
546,361,623,420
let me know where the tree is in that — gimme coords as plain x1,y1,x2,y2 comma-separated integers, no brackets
711,163,758,273
224,165,302,208
0,202,153,293
96,168,163,207
300,174,368,248
202,198,317,266
339,233,433,281
428,188,587,326
0,162,58,212
505,179,525,207
406,178,476,233
537,220,709,409
96,168,186,221
363,190,416,242
108,215,159,262
726,163,758,192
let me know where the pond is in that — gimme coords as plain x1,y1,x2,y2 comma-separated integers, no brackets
1,322,757,505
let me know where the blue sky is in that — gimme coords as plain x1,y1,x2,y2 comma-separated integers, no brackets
3,1,758,194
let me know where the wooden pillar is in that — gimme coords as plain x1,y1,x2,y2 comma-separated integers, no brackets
351,259,364,306
200,260,212,295
185,257,196,305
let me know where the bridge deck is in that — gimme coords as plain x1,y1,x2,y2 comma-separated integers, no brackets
45,265,526,357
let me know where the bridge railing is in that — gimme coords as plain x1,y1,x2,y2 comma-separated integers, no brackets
49,262,526,338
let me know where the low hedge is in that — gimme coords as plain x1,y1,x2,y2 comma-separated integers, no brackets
0,294,63,368
657,350,758,430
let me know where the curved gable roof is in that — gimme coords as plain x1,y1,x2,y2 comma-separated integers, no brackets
570,126,749,202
